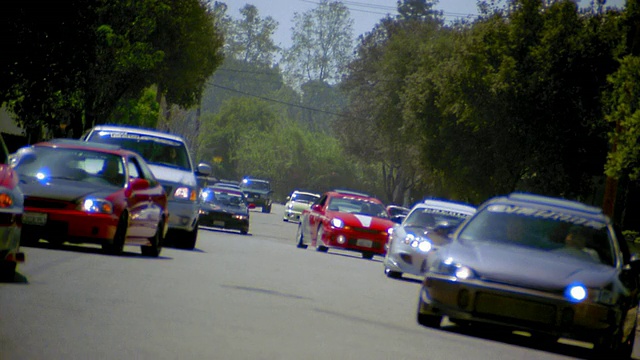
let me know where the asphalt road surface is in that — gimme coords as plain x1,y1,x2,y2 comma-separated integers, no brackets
1,203,639,359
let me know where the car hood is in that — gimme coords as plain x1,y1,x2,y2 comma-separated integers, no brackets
289,201,313,211
437,241,618,290
20,178,115,203
329,211,395,230
148,164,196,187
201,202,248,215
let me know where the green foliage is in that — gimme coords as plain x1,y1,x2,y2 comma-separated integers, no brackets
226,4,279,66
108,87,160,128
603,55,640,180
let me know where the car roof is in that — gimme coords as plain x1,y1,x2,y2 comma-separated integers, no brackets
35,138,138,157
291,191,320,197
483,192,608,222
87,125,186,142
326,190,381,202
332,189,371,197
418,199,477,216
207,186,243,195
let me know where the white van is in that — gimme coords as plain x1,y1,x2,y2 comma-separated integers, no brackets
83,125,211,249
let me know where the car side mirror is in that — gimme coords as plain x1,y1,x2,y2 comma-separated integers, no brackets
196,163,212,176
129,178,150,191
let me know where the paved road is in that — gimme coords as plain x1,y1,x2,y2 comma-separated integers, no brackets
1,204,637,359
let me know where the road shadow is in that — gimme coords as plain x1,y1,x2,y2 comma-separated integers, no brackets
199,226,251,237
436,321,619,360
0,271,29,284
20,241,173,260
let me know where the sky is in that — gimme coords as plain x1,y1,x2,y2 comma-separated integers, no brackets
225,0,627,50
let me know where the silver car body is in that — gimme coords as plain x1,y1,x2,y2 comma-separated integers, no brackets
283,191,320,223
383,200,476,278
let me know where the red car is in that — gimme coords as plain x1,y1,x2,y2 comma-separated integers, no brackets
0,135,24,281
295,190,396,259
12,139,168,257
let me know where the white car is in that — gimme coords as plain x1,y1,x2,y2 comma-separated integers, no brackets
283,191,320,223
383,199,476,279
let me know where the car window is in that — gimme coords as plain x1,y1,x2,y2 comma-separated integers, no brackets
404,208,468,229
86,130,192,171
458,206,615,266
291,193,319,203
242,180,270,191
327,196,388,218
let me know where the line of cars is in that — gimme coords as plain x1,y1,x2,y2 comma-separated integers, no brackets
290,187,640,357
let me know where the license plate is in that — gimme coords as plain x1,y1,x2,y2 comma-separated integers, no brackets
356,239,373,248
214,220,225,227
23,212,47,226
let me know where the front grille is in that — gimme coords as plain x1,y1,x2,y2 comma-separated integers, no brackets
24,198,72,209
475,292,556,325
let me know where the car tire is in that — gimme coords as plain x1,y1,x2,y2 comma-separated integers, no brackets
240,227,249,235
104,213,127,255
417,297,442,328
384,267,402,279
296,224,307,249
0,262,16,282
262,204,271,213
362,252,374,260
181,224,198,250
141,220,163,257
315,227,328,252
594,318,636,359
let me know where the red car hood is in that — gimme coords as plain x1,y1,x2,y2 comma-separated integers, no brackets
0,164,18,190
328,211,395,230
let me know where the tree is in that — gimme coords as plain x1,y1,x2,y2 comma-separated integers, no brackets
282,0,354,90
226,4,279,66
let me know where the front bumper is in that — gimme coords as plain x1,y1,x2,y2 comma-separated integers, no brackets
384,242,433,276
199,210,249,232
319,226,389,255
167,200,199,232
283,210,302,222
22,208,119,245
418,273,620,341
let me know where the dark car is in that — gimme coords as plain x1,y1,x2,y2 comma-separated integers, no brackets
416,192,640,357
386,205,410,224
240,177,272,213
0,134,24,281
295,190,396,260
198,186,250,235
13,139,168,257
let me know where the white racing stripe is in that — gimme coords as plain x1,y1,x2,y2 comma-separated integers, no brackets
355,215,372,227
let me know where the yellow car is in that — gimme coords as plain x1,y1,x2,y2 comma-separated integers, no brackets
283,191,320,223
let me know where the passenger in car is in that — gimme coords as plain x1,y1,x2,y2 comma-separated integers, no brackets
554,226,601,263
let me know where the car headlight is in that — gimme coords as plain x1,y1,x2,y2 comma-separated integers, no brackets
435,258,476,280
589,288,617,305
0,191,14,208
287,202,293,209
331,218,344,228
174,187,197,201
233,214,248,220
565,283,588,303
79,198,113,214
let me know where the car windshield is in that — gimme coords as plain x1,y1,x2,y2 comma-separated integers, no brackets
86,131,191,171
327,197,389,218
13,147,126,187
202,188,244,206
388,207,409,217
404,208,468,229
458,206,614,266
241,180,269,191
291,193,319,203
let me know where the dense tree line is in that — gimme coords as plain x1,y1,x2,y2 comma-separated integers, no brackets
1,0,639,231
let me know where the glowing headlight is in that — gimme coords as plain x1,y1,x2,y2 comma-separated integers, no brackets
233,214,248,220
454,266,474,280
403,234,416,245
0,192,13,208
80,198,113,214
565,283,588,302
331,218,344,228
417,241,432,252
174,187,197,201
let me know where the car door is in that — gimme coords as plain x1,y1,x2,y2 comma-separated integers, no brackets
307,195,328,243
125,155,164,239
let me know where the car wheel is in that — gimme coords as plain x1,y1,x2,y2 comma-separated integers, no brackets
0,262,16,282
594,318,636,358
240,227,249,235
362,252,374,260
296,224,307,249
103,213,127,255
181,225,198,250
262,204,271,213
141,220,163,257
384,267,402,279
315,227,328,252
417,296,442,328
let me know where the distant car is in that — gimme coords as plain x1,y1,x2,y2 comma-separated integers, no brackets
0,134,24,281
383,200,475,279
82,125,211,250
13,139,167,257
386,205,410,224
213,180,242,191
199,186,250,235
295,190,396,259
240,177,272,213
283,190,320,223
416,192,640,357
